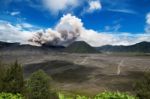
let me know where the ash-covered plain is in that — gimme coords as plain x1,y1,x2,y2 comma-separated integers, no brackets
0,47,150,95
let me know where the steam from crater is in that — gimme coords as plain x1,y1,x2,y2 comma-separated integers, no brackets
29,14,83,46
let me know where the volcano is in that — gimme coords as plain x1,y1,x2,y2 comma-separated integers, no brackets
65,41,99,53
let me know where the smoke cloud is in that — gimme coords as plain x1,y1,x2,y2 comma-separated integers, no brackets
29,14,83,46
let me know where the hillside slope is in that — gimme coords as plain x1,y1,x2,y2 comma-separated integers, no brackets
65,41,99,53
96,41,150,53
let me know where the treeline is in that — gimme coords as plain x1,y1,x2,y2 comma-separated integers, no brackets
0,61,149,99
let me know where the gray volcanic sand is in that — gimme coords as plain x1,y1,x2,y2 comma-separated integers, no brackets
0,51,150,95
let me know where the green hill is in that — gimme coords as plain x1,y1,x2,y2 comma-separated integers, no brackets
65,41,99,53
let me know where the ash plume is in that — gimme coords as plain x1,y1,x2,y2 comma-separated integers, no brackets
29,14,83,46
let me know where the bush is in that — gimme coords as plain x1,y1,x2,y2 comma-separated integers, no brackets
0,61,7,92
0,92,23,99
58,92,137,99
0,61,24,94
94,92,137,99
27,69,52,99
2,61,24,94
58,93,89,99
134,71,150,99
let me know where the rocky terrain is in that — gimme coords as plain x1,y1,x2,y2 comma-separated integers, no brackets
0,50,150,95
0,41,150,95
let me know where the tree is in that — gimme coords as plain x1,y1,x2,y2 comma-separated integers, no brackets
0,61,7,92
27,70,52,99
134,71,150,99
2,60,24,94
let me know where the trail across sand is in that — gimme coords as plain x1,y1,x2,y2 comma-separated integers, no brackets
117,59,124,75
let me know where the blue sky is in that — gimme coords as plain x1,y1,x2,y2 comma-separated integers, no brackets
0,0,150,46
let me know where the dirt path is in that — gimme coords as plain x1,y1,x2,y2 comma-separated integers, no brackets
117,59,125,75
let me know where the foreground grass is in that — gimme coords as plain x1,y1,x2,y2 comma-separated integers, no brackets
58,91,137,99
0,93,23,99
0,91,137,99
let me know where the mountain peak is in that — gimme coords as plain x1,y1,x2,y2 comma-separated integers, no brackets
65,41,99,53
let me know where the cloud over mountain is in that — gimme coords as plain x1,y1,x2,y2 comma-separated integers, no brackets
1,13,150,47
29,14,150,46
0,20,34,44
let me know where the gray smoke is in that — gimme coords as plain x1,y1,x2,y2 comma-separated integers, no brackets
29,14,83,46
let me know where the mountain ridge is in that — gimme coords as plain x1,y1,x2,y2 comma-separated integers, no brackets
1,41,150,53
96,41,150,53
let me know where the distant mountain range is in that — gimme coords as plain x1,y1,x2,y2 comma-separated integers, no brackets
0,41,64,52
96,41,150,53
0,41,99,53
0,41,20,48
0,41,150,53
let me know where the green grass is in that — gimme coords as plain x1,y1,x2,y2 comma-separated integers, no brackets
58,91,138,99
0,92,23,99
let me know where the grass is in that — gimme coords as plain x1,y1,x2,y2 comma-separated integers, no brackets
58,91,137,99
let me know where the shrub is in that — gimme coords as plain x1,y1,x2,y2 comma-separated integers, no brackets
3,61,24,94
27,69,52,99
0,61,24,94
94,92,137,99
134,71,150,99
0,61,7,92
58,92,137,99
0,92,23,99
58,93,90,99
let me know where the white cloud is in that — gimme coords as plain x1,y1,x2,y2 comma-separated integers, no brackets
79,29,150,46
145,13,150,33
87,0,102,13
10,11,20,16
146,13,150,24
15,23,40,31
36,0,102,15
22,23,33,28
42,0,80,13
145,26,150,33
55,14,83,35
0,21,36,44
108,9,137,14
105,24,121,32
80,0,102,15
78,29,115,46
